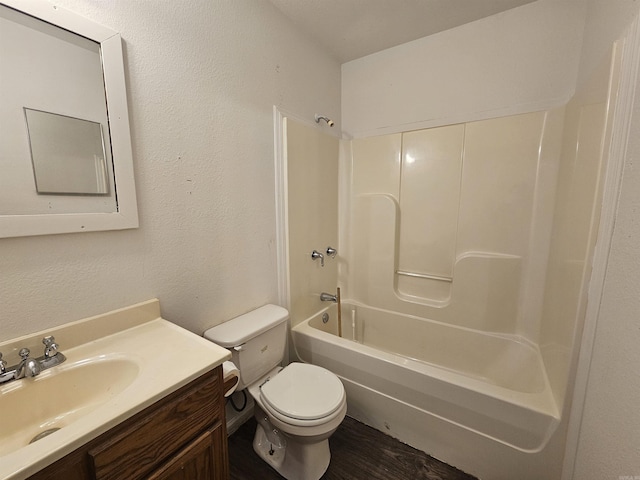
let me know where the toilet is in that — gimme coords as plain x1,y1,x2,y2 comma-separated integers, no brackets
204,304,346,480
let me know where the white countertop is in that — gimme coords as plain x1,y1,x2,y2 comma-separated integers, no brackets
0,299,230,480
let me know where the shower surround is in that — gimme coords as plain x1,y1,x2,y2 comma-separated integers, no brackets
277,34,623,480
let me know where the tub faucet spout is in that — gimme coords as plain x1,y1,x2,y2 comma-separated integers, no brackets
320,292,337,302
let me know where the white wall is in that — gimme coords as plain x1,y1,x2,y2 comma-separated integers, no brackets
576,0,640,88
0,0,341,342
571,2,640,478
341,0,586,138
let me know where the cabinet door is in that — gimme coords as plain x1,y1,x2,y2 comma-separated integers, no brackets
89,370,221,480
147,425,224,480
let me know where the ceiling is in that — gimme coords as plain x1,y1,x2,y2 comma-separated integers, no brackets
268,0,537,63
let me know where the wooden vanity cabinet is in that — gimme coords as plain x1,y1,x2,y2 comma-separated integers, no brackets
29,367,228,480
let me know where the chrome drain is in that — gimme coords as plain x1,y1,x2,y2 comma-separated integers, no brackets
29,428,61,444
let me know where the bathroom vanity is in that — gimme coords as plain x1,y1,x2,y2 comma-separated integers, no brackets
28,368,227,480
0,299,231,480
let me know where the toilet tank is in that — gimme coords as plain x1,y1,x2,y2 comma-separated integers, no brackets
204,304,288,390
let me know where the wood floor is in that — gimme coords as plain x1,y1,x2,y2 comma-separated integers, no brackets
228,416,477,480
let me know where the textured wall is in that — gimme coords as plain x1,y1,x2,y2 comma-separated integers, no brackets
341,0,586,138
0,0,340,341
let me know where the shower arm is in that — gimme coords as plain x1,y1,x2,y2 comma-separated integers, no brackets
314,114,334,127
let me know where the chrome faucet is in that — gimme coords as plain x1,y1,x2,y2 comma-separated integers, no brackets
320,292,337,302
0,336,66,384
16,348,41,379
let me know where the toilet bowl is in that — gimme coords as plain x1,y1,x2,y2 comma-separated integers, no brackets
203,304,346,480
249,363,347,480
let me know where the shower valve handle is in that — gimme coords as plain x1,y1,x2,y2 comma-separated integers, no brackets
311,250,325,267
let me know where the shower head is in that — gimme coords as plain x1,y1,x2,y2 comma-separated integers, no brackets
315,114,334,127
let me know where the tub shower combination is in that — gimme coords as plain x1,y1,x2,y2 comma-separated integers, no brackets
292,302,559,452
281,47,617,475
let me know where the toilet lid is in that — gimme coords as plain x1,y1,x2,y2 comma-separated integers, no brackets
260,363,345,421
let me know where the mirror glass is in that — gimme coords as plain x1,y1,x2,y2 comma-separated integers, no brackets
0,1,138,237
25,108,110,196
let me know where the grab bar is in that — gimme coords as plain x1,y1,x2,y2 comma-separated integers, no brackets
395,270,453,283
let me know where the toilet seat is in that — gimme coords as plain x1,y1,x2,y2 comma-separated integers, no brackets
260,363,345,427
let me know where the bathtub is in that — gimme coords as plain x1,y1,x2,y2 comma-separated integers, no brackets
291,302,560,455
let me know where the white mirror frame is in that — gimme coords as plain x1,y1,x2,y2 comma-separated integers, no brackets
0,0,138,238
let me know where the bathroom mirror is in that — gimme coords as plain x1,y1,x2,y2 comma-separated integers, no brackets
0,0,138,237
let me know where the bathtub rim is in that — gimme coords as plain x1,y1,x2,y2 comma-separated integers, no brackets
292,302,561,430
292,305,561,452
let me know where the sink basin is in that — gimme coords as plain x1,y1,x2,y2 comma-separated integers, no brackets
0,299,231,480
0,356,139,455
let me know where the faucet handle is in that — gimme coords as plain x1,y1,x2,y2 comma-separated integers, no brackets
19,348,31,360
0,352,6,373
311,250,325,267
326,247,337,258
43,336,59,358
